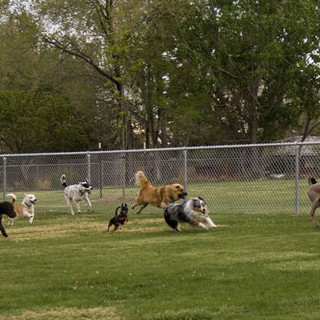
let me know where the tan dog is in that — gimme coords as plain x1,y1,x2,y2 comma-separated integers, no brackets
132,171,187,214
307,177,320,227
7,193,37,225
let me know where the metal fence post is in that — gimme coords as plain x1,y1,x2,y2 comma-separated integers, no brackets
87,153,91,183
183,148,188,193
121,151,126,200
2,157,6,201
295,143,300,215
99,151,103,199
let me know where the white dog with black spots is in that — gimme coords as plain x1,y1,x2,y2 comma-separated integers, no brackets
60,174,93,215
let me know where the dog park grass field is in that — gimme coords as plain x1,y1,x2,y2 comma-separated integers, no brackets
1,209,320,320
15,178,312,216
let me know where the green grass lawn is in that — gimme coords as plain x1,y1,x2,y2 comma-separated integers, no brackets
1,209,320,320
15,178,312,216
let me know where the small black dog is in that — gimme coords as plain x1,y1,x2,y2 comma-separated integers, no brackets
0,201,17,238
108,203,129,231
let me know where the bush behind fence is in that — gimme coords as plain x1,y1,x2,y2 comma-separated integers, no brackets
1,142,320,216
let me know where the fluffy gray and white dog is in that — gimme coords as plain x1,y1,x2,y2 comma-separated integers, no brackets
164,197,216,231
60,174,93,215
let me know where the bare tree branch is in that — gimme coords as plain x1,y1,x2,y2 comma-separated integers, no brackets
41,35,120,88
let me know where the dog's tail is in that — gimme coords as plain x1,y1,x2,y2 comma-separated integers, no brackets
7,193,17,204
60,174,67,188
309,177,317,185
115,206,121,217
135,171,149,186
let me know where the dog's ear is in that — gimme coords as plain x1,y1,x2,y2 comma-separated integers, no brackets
198,196,203,200
192,198,201,208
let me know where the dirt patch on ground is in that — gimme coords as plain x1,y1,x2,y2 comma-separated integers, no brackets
4,307,120,320
134,218,163,223
5,216,225,242
6,216,166,242
7,221,107,242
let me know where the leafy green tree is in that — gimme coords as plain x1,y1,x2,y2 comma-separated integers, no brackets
204,0,320,143
0,4,119,152
0,90,85,152
1,0,319,151
34,0,134,149
132,0,320,145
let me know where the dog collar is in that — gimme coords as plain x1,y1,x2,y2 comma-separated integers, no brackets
24,202,32,207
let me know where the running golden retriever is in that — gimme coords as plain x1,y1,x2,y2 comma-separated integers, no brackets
132,171,187,214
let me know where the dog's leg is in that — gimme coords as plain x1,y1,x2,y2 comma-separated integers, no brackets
164,213,181,231
0,221,8,237
23,213,33,223
136,203,148,214
23,209,34,224
205,217,217,229
7,218,14,226
30,207,35,224
309,201,320,227
75,201,82,214
28,214,34,224
197,222,210,229
85,194,92,212
132,196,145,210
65,196,75,215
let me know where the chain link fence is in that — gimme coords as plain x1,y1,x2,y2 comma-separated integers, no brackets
1,142,320,216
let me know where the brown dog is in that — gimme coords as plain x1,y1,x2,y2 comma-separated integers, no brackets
132,171,187,214
307,177,320,227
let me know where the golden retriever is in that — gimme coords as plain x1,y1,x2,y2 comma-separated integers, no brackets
132,171,187,214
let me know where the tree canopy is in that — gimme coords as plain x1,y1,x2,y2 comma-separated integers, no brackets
0,0,319,152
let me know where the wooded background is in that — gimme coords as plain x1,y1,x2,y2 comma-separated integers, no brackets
0,0,319,153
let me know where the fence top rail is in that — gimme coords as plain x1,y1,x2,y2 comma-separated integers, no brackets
1,141,320,158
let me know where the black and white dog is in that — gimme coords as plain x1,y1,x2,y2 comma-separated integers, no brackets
60,174,93,215
164,197,216,231
0,201,17,237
